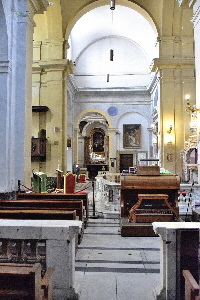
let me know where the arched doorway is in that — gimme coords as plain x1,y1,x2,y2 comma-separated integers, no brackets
76,112,109,179
68,3,158,176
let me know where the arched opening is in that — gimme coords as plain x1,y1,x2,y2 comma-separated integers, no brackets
69,3,158,174
76,112,109,179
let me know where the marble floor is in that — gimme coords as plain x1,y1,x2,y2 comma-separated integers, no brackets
75,217,161,300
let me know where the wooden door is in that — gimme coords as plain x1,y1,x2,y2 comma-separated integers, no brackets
120,154,133,173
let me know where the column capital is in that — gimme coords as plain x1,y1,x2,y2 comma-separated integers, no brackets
29,0,49,14
151,57,195,72
108,128,119,133
32,59,74,73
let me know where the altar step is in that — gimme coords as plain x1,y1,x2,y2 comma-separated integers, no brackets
120,218,158,237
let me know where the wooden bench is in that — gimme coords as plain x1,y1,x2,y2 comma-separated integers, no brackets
0,262,54,300
0,199,84,243
0,209,77,220
17,192,89,227
0,199,84,222
183,270,200,300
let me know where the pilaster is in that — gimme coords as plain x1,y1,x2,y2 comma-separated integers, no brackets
108,128,118,172
32,59,73,175
151,57,195,174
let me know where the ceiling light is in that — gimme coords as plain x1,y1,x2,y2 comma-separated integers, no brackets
110,0,115,10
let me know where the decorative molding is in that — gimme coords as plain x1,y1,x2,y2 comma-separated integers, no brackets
191,5,200,28
29,0,49,14
151,57,195,72
0,61,11,74
32,59,74,72
176,0,196,8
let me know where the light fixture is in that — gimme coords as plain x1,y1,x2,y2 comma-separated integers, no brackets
185,94,199,114
110,49,114,61
166,134,172,146
167,125,172,134
110,0,115,10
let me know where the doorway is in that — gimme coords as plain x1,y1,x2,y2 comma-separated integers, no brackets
119,154,134,173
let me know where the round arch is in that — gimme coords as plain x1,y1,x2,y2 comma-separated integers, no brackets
65,0,158,40
74,109,112,129
117,111,151,128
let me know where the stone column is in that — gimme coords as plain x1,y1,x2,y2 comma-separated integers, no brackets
152,58,195,175
73,128,79,165
108,128,118,172
0,0,48,194
191,0,200,183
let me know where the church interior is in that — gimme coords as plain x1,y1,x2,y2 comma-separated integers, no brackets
1,0,200,299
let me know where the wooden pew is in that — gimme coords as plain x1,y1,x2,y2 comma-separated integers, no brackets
0,262,54,300
0,209,77,220
17,192,89,228
183,270,200,300
0,199,84,243
0,199,84,222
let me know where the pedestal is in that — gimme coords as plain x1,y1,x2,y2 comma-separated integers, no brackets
0,219,82,300
152,222,200,300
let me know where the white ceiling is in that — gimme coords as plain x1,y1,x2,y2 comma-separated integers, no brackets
69,5,158,89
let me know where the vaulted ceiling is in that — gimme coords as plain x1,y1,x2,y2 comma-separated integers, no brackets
69,4,158,89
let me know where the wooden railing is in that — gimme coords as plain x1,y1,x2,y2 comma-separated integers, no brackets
183,270,200,300
0,239,46,275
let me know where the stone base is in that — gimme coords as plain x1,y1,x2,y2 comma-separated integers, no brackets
120,218,158,237
0,191,16,200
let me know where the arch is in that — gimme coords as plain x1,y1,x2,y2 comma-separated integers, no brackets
0,0,8,61
74,109,112,129
65,0,158,40
117,111,151,128
76,35,150,65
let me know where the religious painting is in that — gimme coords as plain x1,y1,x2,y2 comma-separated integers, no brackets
93,131,104,152
167,153,173,162
123,124,141,148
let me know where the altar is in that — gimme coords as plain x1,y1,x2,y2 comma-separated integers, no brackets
87,164,109,180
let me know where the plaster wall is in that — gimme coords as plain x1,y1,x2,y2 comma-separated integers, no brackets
74,37,151,89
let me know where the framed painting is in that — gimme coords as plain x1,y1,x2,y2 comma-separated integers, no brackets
123,124,141,148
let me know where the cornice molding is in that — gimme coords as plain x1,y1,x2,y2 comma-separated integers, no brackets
191,4,200,27
29,0,49,14
0,61,11,74
176,0,196,8
32,59,74,72
151,57,195,72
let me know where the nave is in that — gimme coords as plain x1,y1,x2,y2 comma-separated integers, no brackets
75,218,161,300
